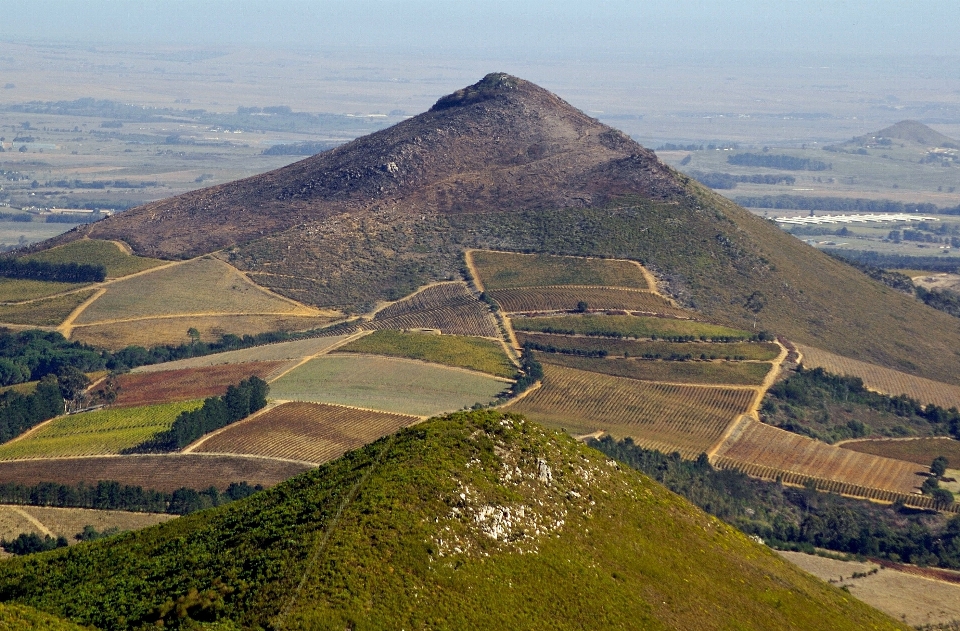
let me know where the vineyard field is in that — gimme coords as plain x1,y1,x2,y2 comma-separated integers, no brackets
841,438,960,468
71,314,336,350
517,332,780,361
507,364,753,459
368,282,498,338
75,257,319,324
798,345,960,408
0,455,310,492
513,314,751,340
0,400,202,460
337,330,515,378
0,289,96,326
195,402,419,464
469,250,649,290
23,239,165,278
269,354,509,416
132,336,352,373
115,361,290,407
0,279,88,303
536,353,772,386
713,419,925,497
489,287,687,315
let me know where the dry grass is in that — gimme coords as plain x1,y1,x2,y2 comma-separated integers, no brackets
799,345,960,409
0,505,174,543
23,239,165,278
132,336,352,373
537,352,772,386
841,438,960,468
470,250,649,290
70,314,336,350
713,418,925,496
0,454,311,492
489,287,686,315
195,402,419,464
0,289,96,326
0,278,89,302
507,363,753,459
75,257,320,324
115,362,290,407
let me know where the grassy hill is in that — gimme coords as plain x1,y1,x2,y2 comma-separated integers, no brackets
0,411,906,630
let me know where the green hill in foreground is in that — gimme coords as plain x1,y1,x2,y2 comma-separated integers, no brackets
0,411,904,630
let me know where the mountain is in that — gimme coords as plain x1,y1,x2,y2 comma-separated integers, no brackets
866,120,957,147
0,411,906,631
43,74,960,384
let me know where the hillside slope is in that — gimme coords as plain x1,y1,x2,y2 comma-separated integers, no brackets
859,120,957,146
42,74,960,383
0,411,904,631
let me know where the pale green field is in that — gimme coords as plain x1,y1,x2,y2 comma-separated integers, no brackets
269,355,509,416
23,239,166,278
0,400,201,460
132,335,351,373
0,289,96,326
76,257,308,324
0,278,88,302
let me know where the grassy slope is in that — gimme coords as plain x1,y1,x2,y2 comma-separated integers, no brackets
337,330,515,377
0,411,905,631
22,239,165,278
0,290,96,326
0,603,92,630
0,279,88,302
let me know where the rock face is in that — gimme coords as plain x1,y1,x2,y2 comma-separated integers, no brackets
65,73,684,258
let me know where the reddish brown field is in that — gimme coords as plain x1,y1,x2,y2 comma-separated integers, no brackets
0,454,310,491
841,437,960,468
488,286,688,316
114,361,290,407
195,402,419,464
713,419,927,499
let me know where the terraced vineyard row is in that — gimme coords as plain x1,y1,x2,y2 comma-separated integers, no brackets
115,361,290,407
0,455,310,492
489,286,688,316
369,282,499,337
798,345,960,409
516,332,781,361
469,250,650,291
537,353,772,386
712,418,924,497
508,364,754,459
195,402,419,464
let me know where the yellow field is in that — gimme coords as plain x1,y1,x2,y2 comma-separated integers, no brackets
537,353,772,386
0,505,174,546
489,286,687,315
75,257,322,324
70,314,336,350
0,278,89,302
799,345,960,409
0,289,96,326
507,363,754,459
470,250,650,290
22,239,166,278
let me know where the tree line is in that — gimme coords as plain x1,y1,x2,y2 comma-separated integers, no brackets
0,376,64,443
727,153,830,171
830,255,960,319
124,376,269,453
0,258,106,283
687,171,795,190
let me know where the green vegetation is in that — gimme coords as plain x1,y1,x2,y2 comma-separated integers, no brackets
513,314,753,340
1,533,68,555
733,194,948,213
591,435,960,570
687,171,795,190
761,366,960,443
727,153,830,170
0,602,92,630
0,376,64,443
125,376,268,453
471,250,648,290
23,239,165,278
270,354,509,416
0,279,88,302
0,411,906,630
538,353,771,386
0,480,263,516
0,400,202,461
517,331,780,360
337,330,515,377
0,289,95,326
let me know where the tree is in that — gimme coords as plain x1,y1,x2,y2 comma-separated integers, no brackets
575,301,588,313
931,488,955,508
931,456,949,478
921,476,940,495
187,327,201,345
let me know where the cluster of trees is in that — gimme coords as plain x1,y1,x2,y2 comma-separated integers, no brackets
261,141,340,156
0,259,105,283
0,211,32,222
0,376,64,443
727,153,830,171
655,143,739,151
589,436,960,569
734,194,952,214
511,345,543,395
521,341,608,358
126,377,269,453
687,171,795,190
0,533,68,555
45,214,102,224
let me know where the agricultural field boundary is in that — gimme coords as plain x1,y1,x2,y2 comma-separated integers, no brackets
798,344,960,408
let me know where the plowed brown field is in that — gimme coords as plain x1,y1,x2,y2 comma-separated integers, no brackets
194,402,419,464
114,361,290,407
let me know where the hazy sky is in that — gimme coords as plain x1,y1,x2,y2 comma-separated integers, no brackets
6,0,960,57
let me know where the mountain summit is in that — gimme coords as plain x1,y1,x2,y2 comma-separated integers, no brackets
66,73,682,258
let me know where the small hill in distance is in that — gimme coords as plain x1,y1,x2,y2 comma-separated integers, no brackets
840,119,958,148
0,411,907,631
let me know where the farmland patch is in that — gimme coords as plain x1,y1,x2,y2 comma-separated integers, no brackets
488,287,685,315
0,400,202,460
194,402,418,464
0,279,88,302
132,336,352,373
367,282,499,338
513,314,751,340
469,250,649,290
841,437,960,468
0,505,174,544
537,353,771,386
337,330,515,378
23,239,166,278
115,362,289,407
0,455,310,492
269,354,509,416
507,363,753,459
517,332,780,360
0,289,96,326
